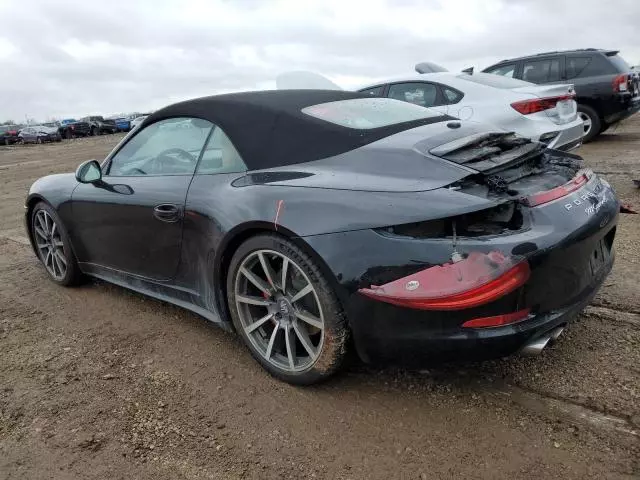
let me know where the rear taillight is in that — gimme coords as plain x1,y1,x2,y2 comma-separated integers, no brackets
461,308,531,328
510,94,575,115
523,169,593,207
358,251,530,311
612,74,628,92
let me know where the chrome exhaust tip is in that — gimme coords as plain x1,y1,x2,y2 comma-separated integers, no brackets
520,326,565,357
520,336,551,356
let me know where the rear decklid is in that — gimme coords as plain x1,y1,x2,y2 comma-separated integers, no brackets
250,122,509,192
509,83,577,124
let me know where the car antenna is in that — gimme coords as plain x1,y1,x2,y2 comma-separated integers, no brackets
451,221,463,263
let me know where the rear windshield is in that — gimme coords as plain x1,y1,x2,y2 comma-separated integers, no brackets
607,54,631,73
456,72,532,89
301,98,441,129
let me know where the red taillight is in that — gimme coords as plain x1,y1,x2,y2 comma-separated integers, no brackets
523,169,592,207
510,94,575,115
358,251,530,311
612,74,628,92
461,308,530,328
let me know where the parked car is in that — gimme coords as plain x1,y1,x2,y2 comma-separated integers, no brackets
25,90,618,385
36,125,62,142
357,71,584,151
482,49,640,142
0,125,21,145
18,127,53,144
80,116,117,136
107,116,132,132
130,114,150,130
58,119,92,139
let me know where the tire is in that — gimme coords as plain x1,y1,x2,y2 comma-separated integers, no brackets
65,129,73,140
599,124,610,134
30,202,83,286
91,127,99,136
226,234,348,385
36,137,42,144
577,104,602,143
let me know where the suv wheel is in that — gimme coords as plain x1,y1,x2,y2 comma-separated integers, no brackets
577,104,602,143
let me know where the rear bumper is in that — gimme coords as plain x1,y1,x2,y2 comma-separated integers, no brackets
603,95,640,124
348,244,613,366
543,117,584,150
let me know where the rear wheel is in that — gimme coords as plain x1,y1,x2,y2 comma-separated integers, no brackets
227,234,348,385
577,104,602,143
30,202,83,286
36,137,42,144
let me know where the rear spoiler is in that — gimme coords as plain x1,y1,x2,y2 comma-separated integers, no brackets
461,66,474,75
604,50,620,56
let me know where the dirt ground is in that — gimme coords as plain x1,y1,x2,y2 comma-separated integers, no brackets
1,118,639,480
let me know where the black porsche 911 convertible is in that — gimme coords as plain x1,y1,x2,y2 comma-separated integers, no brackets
25,90,618,385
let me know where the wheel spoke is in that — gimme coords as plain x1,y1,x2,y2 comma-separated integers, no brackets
236,294,273,307
53,239,64,248
280,258,289,294
285,327,297,370
257,252,277,290
294,309,323,329
37,213,48,235
290,283,313,304
264,324,280,359
34,225,47,240
36,241,48,251
244,312,275,334
50,222,57,238
45,250,53,270
54,250,67,266
53,253,63,276
293,323,318,360
240,267,272,297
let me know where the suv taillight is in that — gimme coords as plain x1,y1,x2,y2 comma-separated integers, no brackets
510,94,575,115
612,74,628,92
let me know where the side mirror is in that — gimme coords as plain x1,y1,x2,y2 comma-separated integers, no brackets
75,159,102,183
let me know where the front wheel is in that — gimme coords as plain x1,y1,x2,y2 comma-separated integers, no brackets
227,234,348,385
30,203,83,286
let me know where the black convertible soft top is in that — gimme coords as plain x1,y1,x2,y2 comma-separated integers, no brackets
145,90,452,170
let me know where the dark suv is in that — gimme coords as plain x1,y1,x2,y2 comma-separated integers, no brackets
483,49,640,142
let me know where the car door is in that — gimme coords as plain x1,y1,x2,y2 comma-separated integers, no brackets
21,128,34,143
70,117,214,281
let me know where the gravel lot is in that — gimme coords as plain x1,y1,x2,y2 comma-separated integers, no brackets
1,119,639,479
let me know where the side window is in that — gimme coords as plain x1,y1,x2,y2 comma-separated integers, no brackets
197,127,247,175
107,117,213,177
388,82,438,107
565,57,591,79
442,86,463,104
486,63,516,78
359,86,384,97
522,58,561,83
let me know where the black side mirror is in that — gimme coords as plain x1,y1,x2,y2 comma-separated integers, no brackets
75,159,102,183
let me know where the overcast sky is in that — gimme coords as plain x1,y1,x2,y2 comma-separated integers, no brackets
1,0,638,122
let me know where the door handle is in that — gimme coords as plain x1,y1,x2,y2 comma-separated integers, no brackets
153,204,181,223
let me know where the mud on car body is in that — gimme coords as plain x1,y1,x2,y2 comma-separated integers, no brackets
24,90,618,384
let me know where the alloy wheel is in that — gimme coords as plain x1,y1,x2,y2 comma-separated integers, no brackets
234,249,324,373
33,210,67,280
579,112,592,136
